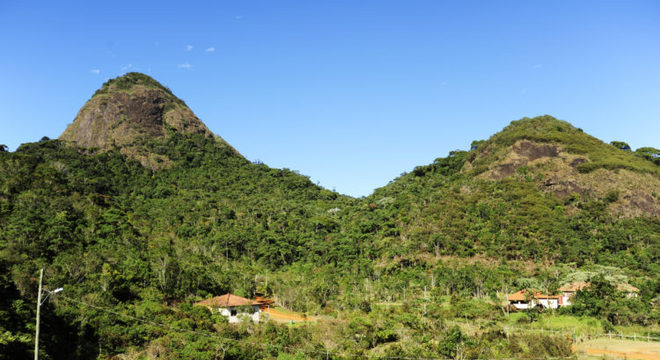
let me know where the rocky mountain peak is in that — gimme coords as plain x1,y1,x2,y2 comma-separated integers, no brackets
59,72,238,168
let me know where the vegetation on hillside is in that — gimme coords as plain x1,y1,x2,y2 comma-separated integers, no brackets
469,115,660,175
93,72,180,99
1,109,658,359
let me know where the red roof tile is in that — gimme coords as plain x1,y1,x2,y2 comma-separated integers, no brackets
616,284,639,292
194,294,258,308
508,289,560,301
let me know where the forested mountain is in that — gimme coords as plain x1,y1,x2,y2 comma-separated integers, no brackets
368,116,660,266
1,73,658,359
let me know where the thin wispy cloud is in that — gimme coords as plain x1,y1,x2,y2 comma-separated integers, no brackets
532,64,543,69
186,45,193,51
178,63,192,69
234,15,243,20
90,69,100,74
205,47,215,52
121,64,133,71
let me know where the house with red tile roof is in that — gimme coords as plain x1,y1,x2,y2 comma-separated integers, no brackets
507,289,560,310
509,281,640,311
194,293,261,323
616,283,640,298
558,282,590,306
557,281,639,306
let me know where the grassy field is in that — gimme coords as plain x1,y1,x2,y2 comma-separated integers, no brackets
575,338,660,360
508,314,603,335
503,313,659,338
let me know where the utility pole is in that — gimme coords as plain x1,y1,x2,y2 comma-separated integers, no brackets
34,269,63,360
34,268,43,360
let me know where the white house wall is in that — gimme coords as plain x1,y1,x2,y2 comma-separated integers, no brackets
218,306,261,323
512,303,530,310
538,298,558,309
510,298,559,310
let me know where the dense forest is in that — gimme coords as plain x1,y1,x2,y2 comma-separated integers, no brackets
0,74,658,359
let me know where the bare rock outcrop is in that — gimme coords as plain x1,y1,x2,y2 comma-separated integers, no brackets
59,72,238,169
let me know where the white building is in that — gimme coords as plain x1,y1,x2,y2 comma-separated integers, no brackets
616,283,640,298
508,289,560,310
558,282,589,306
558,282,639,306
194,293,261,323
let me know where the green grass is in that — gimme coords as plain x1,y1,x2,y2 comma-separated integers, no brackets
501,313,602,336
534,315,660,337
530,315,603,334
507,312,527,323
503,313,660,338
284,321,314,328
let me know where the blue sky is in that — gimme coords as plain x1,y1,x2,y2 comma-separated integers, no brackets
1,1,659,197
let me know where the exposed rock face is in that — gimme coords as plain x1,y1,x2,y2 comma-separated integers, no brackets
478,140,660,218
59,72,238,168
542,176,583,198
487,141,560,180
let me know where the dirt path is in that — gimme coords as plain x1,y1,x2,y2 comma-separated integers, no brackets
575,338,660,360
582,347,660,360
261,308,315,322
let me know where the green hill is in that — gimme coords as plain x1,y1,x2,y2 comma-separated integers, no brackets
368,115,659,264
469,115,659,175
0,75,657,359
